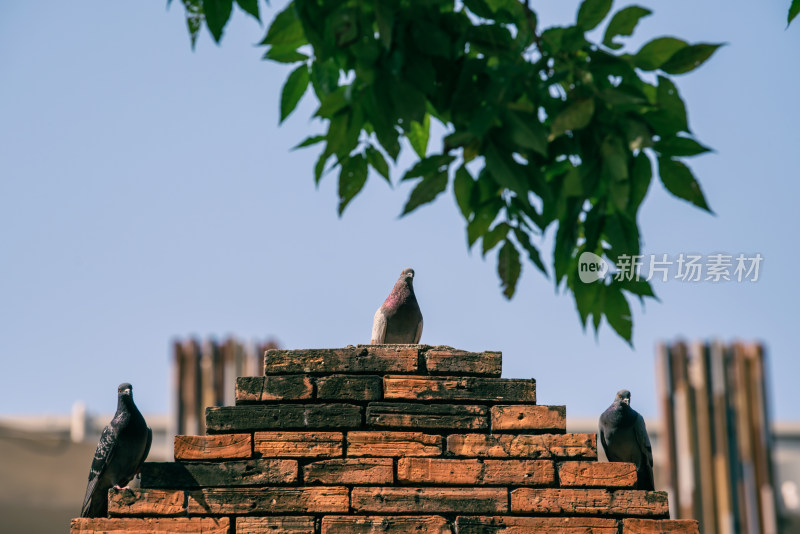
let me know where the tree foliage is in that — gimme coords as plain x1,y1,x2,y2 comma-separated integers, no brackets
171,0,722,345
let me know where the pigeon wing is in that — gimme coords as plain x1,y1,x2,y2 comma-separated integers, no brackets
634,413,655,489
80,422,119,517
136,427,153,475
413,316,423,344
371,308,387,344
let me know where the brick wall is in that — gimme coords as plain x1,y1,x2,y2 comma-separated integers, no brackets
71,345,699,533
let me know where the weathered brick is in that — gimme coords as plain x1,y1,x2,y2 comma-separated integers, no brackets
490,405,566,432
141,459,297,488
304,458,394,484
351,487,508,513
70,517,229,534
206,404,361,432
317,375,382,401
509,488,669,517
186,487,349,514
447,433,597,459
108,488,186,517
265,346,418,374
321,515,450,533
558,461,637,488
347,431,442,457
510,488,611,514
367,402,488,429
610,490,670,517
254,431,343,458
455,516,618,534
237,517,316,534
424,349,502,377
174,434,251,460
236,375,313,403
621,518,700,534
383,376,536,403
396,458,555,486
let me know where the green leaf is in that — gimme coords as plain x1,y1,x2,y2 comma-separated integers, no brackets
324,111,350,159
604,212,640,260
550,98,595,139
602,6,652,49
293,134,325,150
654,135,711,157
634,37,687,71
604,284,633,344
365,145,391,184
204,0,233,43
620,277,657,302
506,111,548,157
338,154,368,215
315,86,349,118
235,0,260,21
407,115,431,159
628,152,652,216
658,157,712,213
401,171,449,216
453,166,474,219
314,151,333,185
602,136,630,212
644,75,688,136
660,43,724,75
179,0,204,49
790,0,800,25
375,0,395,49
280,64,310,123
402,155,455,181
484,142,528,194
577,0,613,31
482,223,511,257
572,274,600,327
513,227,547,275
263,45,308,63
261,4,305,47
310,59,339,99
497,240,522,299
468,201,502,248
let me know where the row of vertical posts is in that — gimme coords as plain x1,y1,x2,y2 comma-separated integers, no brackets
172,337,279,436
657,341,778,534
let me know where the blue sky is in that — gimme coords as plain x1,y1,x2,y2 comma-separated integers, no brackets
1,1,798,422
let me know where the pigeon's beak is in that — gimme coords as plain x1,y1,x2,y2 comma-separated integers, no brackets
621,398,630,405
122,388,132,396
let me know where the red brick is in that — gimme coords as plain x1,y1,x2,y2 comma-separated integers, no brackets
321,515,450,533
265,346,419,374
304,458,394,484
490,405,566,432
424,349,502,377
396,458,555,485
621,518,700,533
142,459,297,488
367,402,488,429
174,434,251,460
70,518,228,534
236,375,313,403
347,431,442,457
108,488,186,516
454,516,618,533
254,431,343,457
186,487,349,514
351,487,507,513
237,517,315,533
383,376,535,403
510,488,611,514
206,404,361,432
558,461,637,488
317,375,382,401
447,433,596,459
610,490,670,517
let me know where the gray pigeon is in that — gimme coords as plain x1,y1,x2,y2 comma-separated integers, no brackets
598,389,654,490
371,267,423,344
80,382,152,517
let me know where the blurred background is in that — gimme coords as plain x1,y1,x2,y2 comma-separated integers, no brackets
1,0,798,532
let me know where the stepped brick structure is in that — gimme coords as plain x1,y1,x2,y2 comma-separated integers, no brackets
71,345,699,533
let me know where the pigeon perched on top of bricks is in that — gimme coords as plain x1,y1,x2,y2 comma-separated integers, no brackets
371,267,423,345
598,389,654,490
81,383,152,518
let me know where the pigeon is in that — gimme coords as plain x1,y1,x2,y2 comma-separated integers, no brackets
371,267,423,344
598,389,654,491
80,382,152,518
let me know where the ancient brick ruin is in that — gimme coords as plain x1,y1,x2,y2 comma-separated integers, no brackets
71,345,699,533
